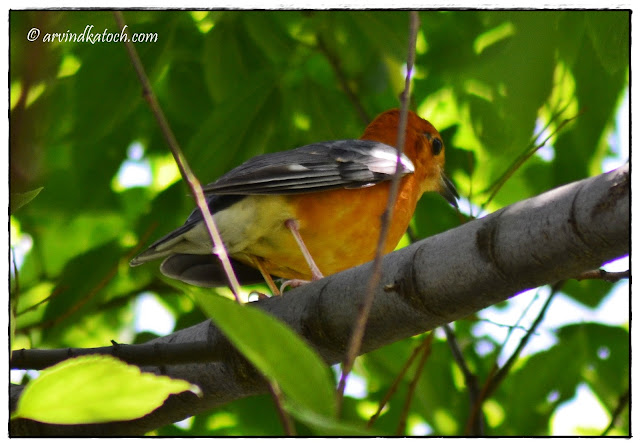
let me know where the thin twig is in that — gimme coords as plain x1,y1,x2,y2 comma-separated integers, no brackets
494,286,544,360
443,324,483,435
575,269,629,283
17,226,159,321
395,331,433,435
443,325,475,385
465,282,563,434
16,233,159,332
482,108,583,210
10,247,19,300
16,259,120,333
267,380,297,436
487,282,563,396
482,103,570,202
10,248,20,347
476,319,531,332
15,288,61,318
465,150,475,218
601,388,629,436
367,337,426,428
113,11,242,303
316,35,370,125
336,11,420,415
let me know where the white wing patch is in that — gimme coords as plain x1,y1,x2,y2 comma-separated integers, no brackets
284,164,310,172
365,145,415,175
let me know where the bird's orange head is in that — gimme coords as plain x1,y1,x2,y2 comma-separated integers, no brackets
361,108,458,206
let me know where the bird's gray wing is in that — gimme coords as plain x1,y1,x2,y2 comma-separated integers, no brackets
202,139,414,195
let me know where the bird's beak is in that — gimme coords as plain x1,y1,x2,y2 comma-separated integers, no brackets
439,172,459,208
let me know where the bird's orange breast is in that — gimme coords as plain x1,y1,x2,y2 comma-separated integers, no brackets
237,175,422,280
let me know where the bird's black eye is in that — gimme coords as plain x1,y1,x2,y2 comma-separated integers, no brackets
432,137,443,156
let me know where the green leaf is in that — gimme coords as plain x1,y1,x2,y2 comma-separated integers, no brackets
343,11,409,62
202,14,271,103
243,12,298,65
10,187,43,214
288,401,375,436
185,69,279,182
557,323,629,409
13,354,199,424
38,241,123,331
585,11,630,75
561,278,614,308
496,322,629,435
192,292,336,419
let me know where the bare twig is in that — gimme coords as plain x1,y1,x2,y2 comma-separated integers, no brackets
316,35,370,125
17,227,160,325
488,282,563,395
16,229,160,332
10,247,19,299
17,259,120,333
10,248,20,349
443,324,483,435
336,11,420,414
575,269,629,283
367,337,426,428
14,288,62,318
482,108,583,209
465,150,476,218
113,11,242,303
494,286,544,360
267,380,297,436
476,319,530,332
395,331,433,435
465,282,563,433
601,388,629,436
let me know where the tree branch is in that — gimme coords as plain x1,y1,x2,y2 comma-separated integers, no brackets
10,341,223,371
10,164,629,436
574,269,629,282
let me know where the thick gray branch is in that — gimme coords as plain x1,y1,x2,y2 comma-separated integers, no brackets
10,164,629,436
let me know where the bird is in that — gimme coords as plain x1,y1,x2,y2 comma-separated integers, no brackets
129,108,458,294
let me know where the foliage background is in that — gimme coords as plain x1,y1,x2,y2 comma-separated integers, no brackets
10,10,629,436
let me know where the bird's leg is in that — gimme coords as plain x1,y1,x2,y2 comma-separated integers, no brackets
284,218,324,281
252,256,281,296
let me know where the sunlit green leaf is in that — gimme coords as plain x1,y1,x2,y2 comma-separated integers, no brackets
13,355,199,424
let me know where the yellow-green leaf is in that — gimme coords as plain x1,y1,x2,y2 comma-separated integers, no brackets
13,354,200,424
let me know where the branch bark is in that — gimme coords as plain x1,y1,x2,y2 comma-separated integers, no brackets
10,164,629,436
